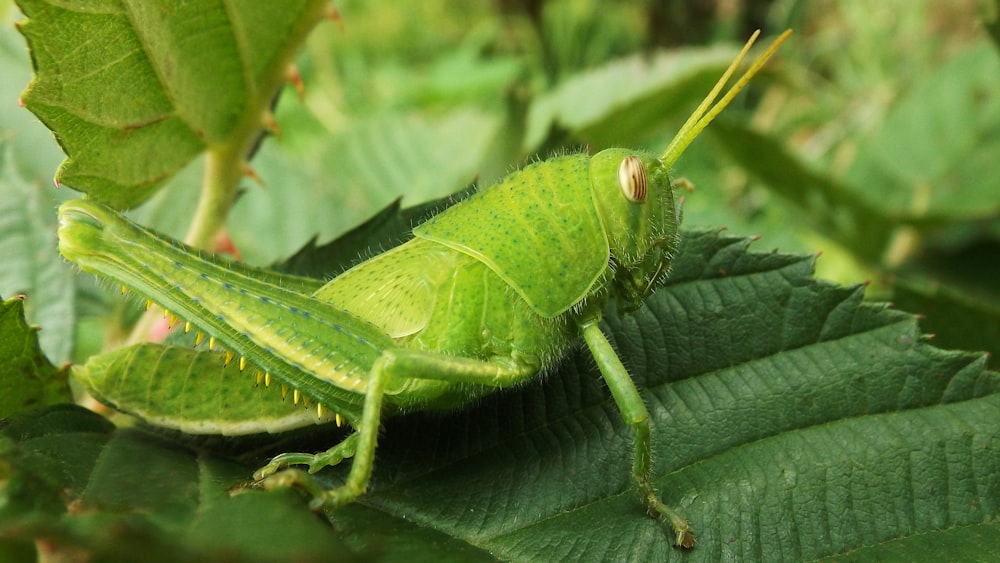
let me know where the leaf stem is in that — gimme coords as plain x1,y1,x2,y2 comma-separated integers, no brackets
124,0,332,345
185,145,244,249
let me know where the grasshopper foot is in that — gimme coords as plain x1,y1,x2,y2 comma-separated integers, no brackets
257,466,365,511
252,433,363,509
253,432,360,480
647,496,696,549
259,468,327,500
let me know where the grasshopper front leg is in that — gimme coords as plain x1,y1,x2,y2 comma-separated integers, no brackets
580,318,695,549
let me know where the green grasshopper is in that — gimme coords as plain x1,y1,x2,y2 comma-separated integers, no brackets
57,30,790,548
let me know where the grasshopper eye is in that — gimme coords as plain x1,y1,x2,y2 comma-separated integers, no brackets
617,155,648,203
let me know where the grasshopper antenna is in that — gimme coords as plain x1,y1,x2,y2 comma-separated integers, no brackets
660,29,792,169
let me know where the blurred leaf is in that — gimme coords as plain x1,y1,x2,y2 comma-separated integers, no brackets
524,44,742,152
709,121,891,263
0,295,69,418
844,43,1000,225
981,0,1000,58
0,13,63,182
537,0,650,81
48,219,1000,561
230,109,503,264
389,42,524,108
15,0,329,208
0,144,75,363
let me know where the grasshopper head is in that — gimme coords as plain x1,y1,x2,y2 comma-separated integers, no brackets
590,30,791,310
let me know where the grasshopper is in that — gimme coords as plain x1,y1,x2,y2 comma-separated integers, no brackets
57,30,790,548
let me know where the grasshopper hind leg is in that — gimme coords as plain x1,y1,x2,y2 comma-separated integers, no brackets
254,348,536,510
255,358,391,510
255,431,361,478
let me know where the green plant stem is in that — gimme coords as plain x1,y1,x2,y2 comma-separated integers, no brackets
122,1,330,346
185,146,244,249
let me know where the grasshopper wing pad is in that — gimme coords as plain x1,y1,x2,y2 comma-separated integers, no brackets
414,154,608,318
313,240,454,339
76,344,323,435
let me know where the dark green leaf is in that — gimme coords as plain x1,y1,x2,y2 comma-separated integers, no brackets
0,405,366,562
893,280,1000,371
28,227,1000,561
0,295,70,417
816,522,1000,562
229,110,503,264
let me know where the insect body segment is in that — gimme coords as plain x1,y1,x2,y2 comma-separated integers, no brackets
415,154,608,318
58,29,791,550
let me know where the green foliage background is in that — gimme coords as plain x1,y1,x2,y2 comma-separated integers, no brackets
1,0,999,561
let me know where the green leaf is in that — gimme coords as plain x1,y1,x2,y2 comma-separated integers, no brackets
0,143,76,363
987,0,1000,51
893,275,1000,371
0,18,63,182
15,0,329,208
815,522,1000,562
708,121,891,264
0,295,70,418
275,185,475,279
229,109,503,264
21,225,999,561
713,40,1000,265
524,43,745,152
843,43,1000,225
